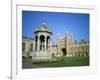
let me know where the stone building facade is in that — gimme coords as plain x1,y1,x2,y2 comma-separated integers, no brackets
22,37,34,58
55,33,89,57
22,21,89,59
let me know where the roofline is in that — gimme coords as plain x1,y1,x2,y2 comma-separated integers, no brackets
34,31,52,35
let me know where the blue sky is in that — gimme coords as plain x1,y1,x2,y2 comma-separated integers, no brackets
22,11,89,43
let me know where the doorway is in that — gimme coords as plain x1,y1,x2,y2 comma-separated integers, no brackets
62,48,66,56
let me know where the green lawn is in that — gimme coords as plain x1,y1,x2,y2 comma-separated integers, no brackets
22,56,89,69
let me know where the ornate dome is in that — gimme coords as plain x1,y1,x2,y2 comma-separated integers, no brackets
34,21,52,34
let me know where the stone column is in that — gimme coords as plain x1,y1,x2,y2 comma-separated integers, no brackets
47,39,49,50
33,39,36,51
50,39,52,51
45,36,47,51
37,35,40,51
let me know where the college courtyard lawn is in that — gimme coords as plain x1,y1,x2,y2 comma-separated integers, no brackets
22,56,89,69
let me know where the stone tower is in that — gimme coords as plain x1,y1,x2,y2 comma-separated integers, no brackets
65,32,73,56
57,32,73,56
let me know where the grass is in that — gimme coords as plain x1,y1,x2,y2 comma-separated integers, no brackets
33,56,89,67
22,56,89,69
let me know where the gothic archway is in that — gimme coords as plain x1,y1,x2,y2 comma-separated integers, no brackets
62,48,66,56
40,35,45,50
35,36,38,50
47,36,50,50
